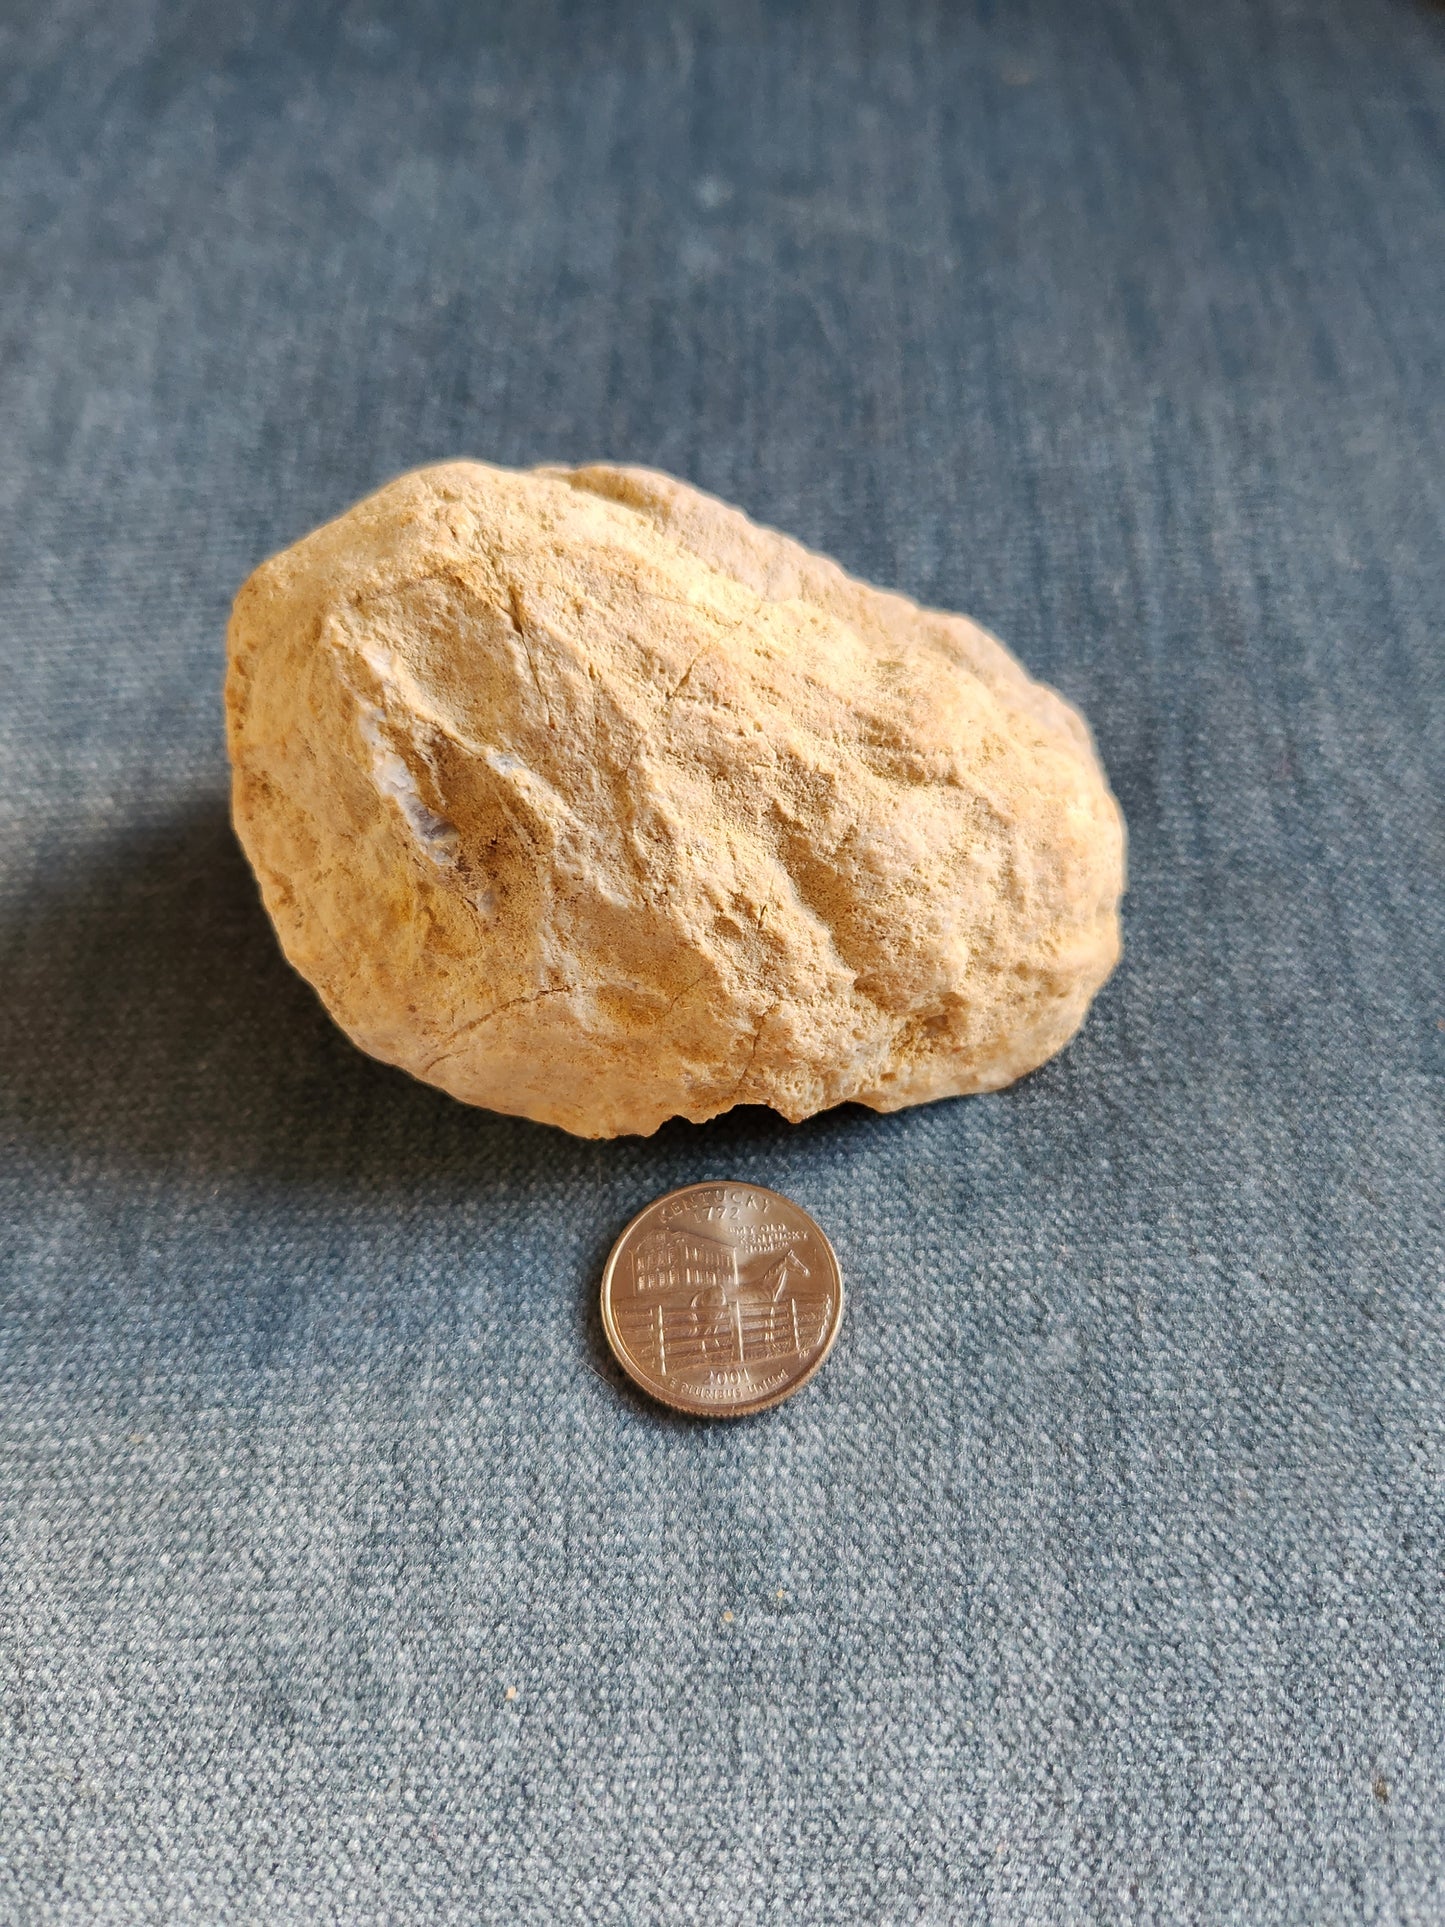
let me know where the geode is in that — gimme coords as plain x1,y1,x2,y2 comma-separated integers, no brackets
225,461,1125,1137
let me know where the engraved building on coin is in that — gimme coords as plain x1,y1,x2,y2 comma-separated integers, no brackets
601,1184,843,1417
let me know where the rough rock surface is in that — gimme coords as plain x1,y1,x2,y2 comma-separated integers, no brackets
226,461,1126,1138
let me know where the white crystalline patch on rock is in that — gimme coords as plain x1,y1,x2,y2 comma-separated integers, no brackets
356,704,460,865
225,459,1127,1138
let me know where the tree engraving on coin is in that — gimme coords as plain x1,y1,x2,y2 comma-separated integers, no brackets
600,1183,844,1417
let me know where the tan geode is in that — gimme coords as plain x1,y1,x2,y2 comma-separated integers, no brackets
226,461,1125,1137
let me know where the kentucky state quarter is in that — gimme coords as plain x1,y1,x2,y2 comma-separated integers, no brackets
600,1183,844,1417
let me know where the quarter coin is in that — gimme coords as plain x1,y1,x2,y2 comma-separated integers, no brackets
599,1182,844,1417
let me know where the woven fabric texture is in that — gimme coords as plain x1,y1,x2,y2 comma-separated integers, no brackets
2,1,1443,1919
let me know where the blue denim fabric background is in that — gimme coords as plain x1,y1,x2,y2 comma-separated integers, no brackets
2,1,1443,1919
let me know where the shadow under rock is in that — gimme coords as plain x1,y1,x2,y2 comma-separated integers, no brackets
0,793,887,1195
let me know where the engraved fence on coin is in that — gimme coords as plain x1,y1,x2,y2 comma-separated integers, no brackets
626,1226,828,1379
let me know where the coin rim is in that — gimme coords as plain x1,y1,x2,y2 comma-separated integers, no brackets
599,1180,845,1418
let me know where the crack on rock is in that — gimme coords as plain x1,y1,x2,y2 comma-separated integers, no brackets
619,594,764,783
506,582,553,729
727,999,780,1105
661,971,709,1016
422,983,579,1074
622,645,713,780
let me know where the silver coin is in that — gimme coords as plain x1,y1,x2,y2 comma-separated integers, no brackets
600,1182,844,1416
